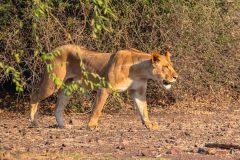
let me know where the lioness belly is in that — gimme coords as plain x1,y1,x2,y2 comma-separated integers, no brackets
112,78,133,92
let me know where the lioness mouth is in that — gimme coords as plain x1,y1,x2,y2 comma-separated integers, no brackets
162,80,171,85
162,80,172,90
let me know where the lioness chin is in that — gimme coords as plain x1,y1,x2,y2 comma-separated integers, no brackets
30,45,178,130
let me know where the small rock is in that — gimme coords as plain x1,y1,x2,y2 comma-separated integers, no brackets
197,147,208,154
45,141,50,145
110,125,117,130
184,131,191,136
165,139,175,144
166,147,181,155
220,127,226,131
19,129,26,136
62,144,66,147
207,148,217,155
208,149,229,155
96,139,104,144
69,119,73,125
116,144,125,150
230,148,235,154
128,127,133,132
169,136,176,140
137,150,146,156
26,147,31,152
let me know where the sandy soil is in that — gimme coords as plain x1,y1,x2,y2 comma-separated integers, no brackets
1,102,240,160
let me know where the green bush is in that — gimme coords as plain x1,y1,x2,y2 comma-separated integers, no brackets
0,0,239,105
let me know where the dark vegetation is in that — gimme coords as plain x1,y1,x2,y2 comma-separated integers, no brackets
0,0,239,111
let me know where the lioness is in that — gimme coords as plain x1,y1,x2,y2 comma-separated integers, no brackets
30,44,178,130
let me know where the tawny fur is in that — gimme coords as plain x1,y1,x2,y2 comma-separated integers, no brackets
30,44,178,130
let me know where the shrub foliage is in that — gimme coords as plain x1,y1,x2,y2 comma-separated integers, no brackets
0,0,239,101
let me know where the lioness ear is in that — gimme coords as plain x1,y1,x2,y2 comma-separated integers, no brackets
151,51,160,63
165,51,171,61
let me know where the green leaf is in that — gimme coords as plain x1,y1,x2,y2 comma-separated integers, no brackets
91,19,95,26
92,32,97,39
97,0,103,6
96,24,102,30
47,64,53,72
34,50,39,57
14,53,20,63
99,16,109,21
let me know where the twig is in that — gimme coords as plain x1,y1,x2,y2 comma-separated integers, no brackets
49,12,74,43
78,0,87,36
205,143,240,150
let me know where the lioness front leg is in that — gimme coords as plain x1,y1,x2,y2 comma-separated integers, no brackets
130,87,159,130
88,89,109,130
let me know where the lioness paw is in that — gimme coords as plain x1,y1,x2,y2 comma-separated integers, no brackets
144,121,159,130
28,122,38,128
88,122,99,131
47,124,65,128
58,125,65,129
88,124,98,131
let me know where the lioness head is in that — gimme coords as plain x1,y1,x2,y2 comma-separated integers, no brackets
151,50,178,89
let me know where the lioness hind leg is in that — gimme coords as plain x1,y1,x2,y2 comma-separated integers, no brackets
55,89,71,128
88,89,109,130
30,88,55,127
29,73,58,127
30,102,39,127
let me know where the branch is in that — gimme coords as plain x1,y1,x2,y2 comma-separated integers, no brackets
205,143,240,150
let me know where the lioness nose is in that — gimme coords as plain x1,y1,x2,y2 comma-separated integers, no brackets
173,75,178,80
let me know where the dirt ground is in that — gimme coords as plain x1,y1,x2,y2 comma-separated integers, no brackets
0,97,240,160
